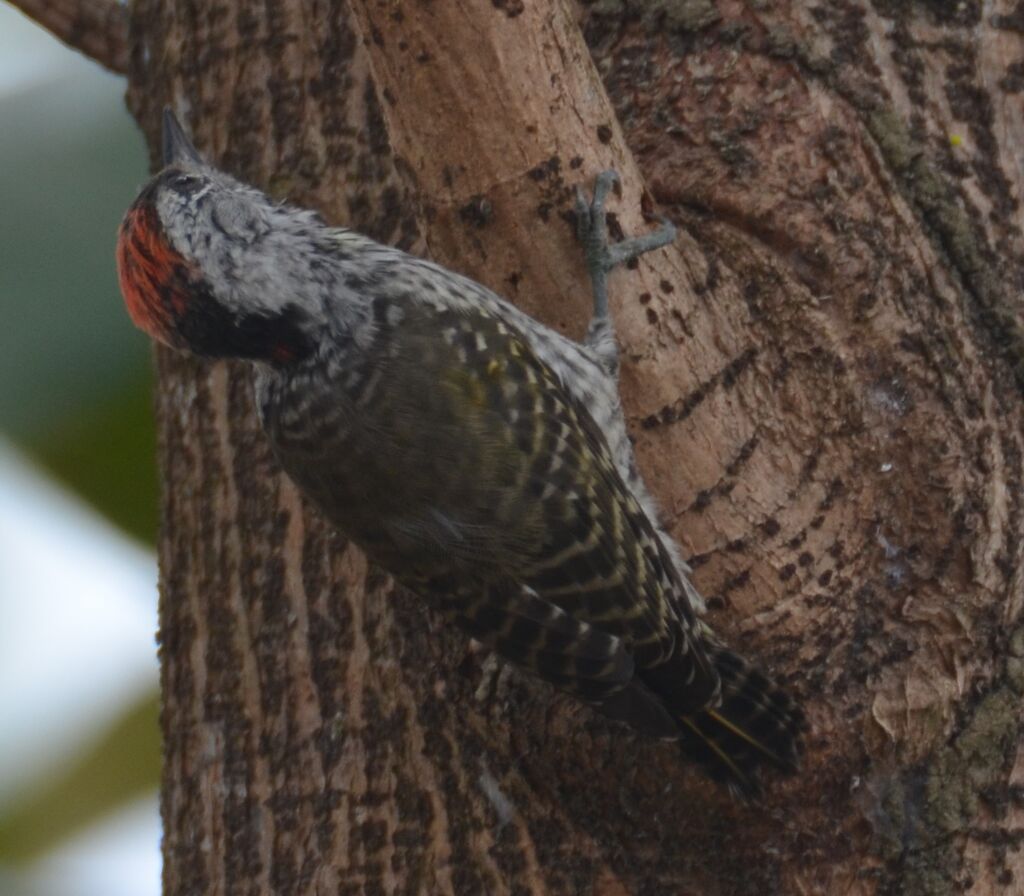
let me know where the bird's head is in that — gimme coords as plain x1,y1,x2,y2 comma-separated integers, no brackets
116,108,319,364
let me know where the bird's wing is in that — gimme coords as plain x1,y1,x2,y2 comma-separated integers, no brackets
387,301,721,716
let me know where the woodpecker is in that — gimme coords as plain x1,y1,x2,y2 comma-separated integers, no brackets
118,109,803,795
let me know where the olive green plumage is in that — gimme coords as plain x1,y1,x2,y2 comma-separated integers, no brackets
262,296,802,793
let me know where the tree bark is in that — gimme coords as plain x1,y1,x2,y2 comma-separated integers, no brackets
113,0,1024,893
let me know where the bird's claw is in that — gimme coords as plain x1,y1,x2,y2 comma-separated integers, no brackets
575,169,676,320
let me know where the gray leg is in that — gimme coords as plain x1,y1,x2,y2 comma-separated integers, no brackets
575,170,677,323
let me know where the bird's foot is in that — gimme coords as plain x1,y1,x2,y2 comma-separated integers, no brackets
574,170,676,320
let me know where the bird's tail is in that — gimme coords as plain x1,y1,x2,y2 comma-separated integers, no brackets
677,644,805,797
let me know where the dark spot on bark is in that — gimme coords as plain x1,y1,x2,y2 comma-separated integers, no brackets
648,350,757,428
993,5,1024,31
459,195,493,228
999,61,1024,93
596,124,613,144
723,568,751,593
721,348,757,388
818,477,845,511
779,563,797,582
606,212,624,242
363,79,390,157
725,435,759,476
361,819,389,852
528,156,561,182
492,0,525,17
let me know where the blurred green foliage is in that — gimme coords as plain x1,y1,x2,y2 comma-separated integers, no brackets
0,6,161,878
0,67,156,544
0,693,160,865
27,370,159,543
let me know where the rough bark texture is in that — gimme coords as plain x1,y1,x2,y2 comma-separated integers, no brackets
117,0,1024,894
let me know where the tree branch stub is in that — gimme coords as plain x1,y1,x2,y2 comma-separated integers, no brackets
8,0,129,74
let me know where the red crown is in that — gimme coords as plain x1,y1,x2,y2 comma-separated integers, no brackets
116,201,192,346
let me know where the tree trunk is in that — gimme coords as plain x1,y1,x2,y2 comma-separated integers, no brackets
116,1,1024,893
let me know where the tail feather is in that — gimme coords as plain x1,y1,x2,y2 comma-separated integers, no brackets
676,644,805,797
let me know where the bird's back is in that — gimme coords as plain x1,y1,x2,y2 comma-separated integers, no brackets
261,287,710,660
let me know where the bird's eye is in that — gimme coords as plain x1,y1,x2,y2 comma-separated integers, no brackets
169,172,203,196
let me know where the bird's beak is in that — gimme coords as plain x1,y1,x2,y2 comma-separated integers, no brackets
162,107,204,168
